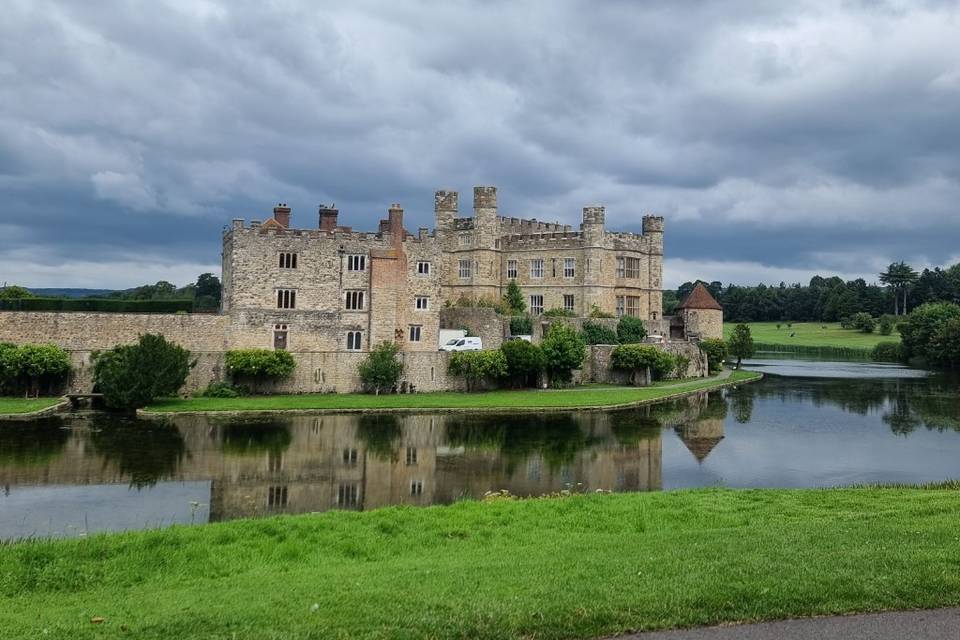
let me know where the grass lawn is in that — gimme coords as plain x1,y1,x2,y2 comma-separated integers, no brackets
3,486,959,639
724,322,900,351
143,370,760,413
0,397,62,415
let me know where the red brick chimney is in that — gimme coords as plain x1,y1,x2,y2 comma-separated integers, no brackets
388,203,404,246
272,203,291,228
319,204,339,231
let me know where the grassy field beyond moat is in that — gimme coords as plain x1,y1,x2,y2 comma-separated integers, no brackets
2,485,959,639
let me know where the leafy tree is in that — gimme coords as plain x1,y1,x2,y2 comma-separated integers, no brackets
879,261,919,316
503,279,525,314
699,338,728,374
878,314,895,336
448,350,508,392
500,340,545,388
358,342,405,394
898,302,960,367
195,273,222,311
611,344,676,383
0,343,70,395
93,334,194,410
540,322,586,385
581,321,618,345
850,312,876,333
0,285,34,300
225,349,296,381
871,342,903,363
0,343,19,393
727,323,755,369
616,316,647,344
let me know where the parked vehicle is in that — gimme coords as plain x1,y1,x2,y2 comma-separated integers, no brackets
440,337,483,351
438,329,467,349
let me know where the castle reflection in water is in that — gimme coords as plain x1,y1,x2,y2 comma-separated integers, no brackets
0,392,725,524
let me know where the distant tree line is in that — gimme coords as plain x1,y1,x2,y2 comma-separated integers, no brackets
666,262,960,323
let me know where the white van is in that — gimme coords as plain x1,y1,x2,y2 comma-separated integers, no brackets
440,337,483,352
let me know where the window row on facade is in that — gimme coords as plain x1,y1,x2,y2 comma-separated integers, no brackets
276,252,432,276
454,256,644,281
275,289,431,312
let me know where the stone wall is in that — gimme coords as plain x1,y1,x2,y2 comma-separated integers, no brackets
583,342,707,384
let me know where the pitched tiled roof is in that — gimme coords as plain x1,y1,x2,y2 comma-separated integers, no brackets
677,282,722,310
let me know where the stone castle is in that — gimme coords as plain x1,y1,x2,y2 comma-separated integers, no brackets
222,186,676,354
0,186,722,393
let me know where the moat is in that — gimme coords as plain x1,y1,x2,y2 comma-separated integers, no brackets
2,358,958,541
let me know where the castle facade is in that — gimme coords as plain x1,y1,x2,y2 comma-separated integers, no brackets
222,186,665,353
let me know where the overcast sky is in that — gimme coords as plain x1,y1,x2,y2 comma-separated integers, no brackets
2,0,959,290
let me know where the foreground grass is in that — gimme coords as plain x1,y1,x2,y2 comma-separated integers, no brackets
0,397,61,415
724,322,899,351
2,487,959,639
144,370,760,413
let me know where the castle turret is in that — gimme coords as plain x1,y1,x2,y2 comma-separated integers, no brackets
473,186,499,248
434,190,458,231
642,215,664,251
581,205,605,244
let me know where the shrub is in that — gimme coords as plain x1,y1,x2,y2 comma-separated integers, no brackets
543,308,575,318
198,381,245,398
540,322,586,385
454,294,508,315
225,349,296,380
879,314,896,336
509,315,533,336
589,304,615,319
851,312,876,333
898,302,960,367
871,342,903,363
611,344,676,382
358,342,405,394
699,338,728,373
500,340,545,387
448,350,508,392
0,343,71,395
839,316,853,329
503,280,525,314
93,334,194,410
581,321,618,345
617,316,647,344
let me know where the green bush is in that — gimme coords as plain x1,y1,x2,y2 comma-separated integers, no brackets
673,354,691,379
543,308,575,318
699,338,728,373
879,314,896,336
500,340,545,388
541,322,586,385
616,316,647,344
358,342,405,394
454,294,509,315
509,315,533,336
611,344,676,382
93,334,194,410
851,312,876,333
581,321,618,345
870,342,903,363
728,323,755,368
197,381,245,398
839,316,853,329
448,350,508,391
898,302,960,368
0,298,194,313
0,343,71,395
225,349,296,380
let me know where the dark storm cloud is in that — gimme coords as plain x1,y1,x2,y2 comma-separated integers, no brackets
1,0,959,288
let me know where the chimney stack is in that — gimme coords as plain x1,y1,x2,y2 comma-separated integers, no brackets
318,204,339,232
272,203,291,228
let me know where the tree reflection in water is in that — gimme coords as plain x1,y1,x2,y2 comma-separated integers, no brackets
0,417,70,467
221,420,292,456
355,414,403,461
89,416,186,489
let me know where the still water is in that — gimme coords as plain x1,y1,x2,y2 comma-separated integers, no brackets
1,359,958,540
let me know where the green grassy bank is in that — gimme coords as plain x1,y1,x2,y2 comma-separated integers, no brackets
143,370,760,414
3,486,959,639
723,322,900,358
0,397,62,416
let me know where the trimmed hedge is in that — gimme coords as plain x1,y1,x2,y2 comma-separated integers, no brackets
0,298,195,313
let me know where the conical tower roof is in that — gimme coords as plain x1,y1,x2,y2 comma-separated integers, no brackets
677,282,722,311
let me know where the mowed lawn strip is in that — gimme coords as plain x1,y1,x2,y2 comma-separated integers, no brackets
0,397,62,415
723,322,899,349
2,487,959,639
143,370,760,413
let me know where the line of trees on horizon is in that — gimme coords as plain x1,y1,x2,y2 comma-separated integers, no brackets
665,261,960,323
